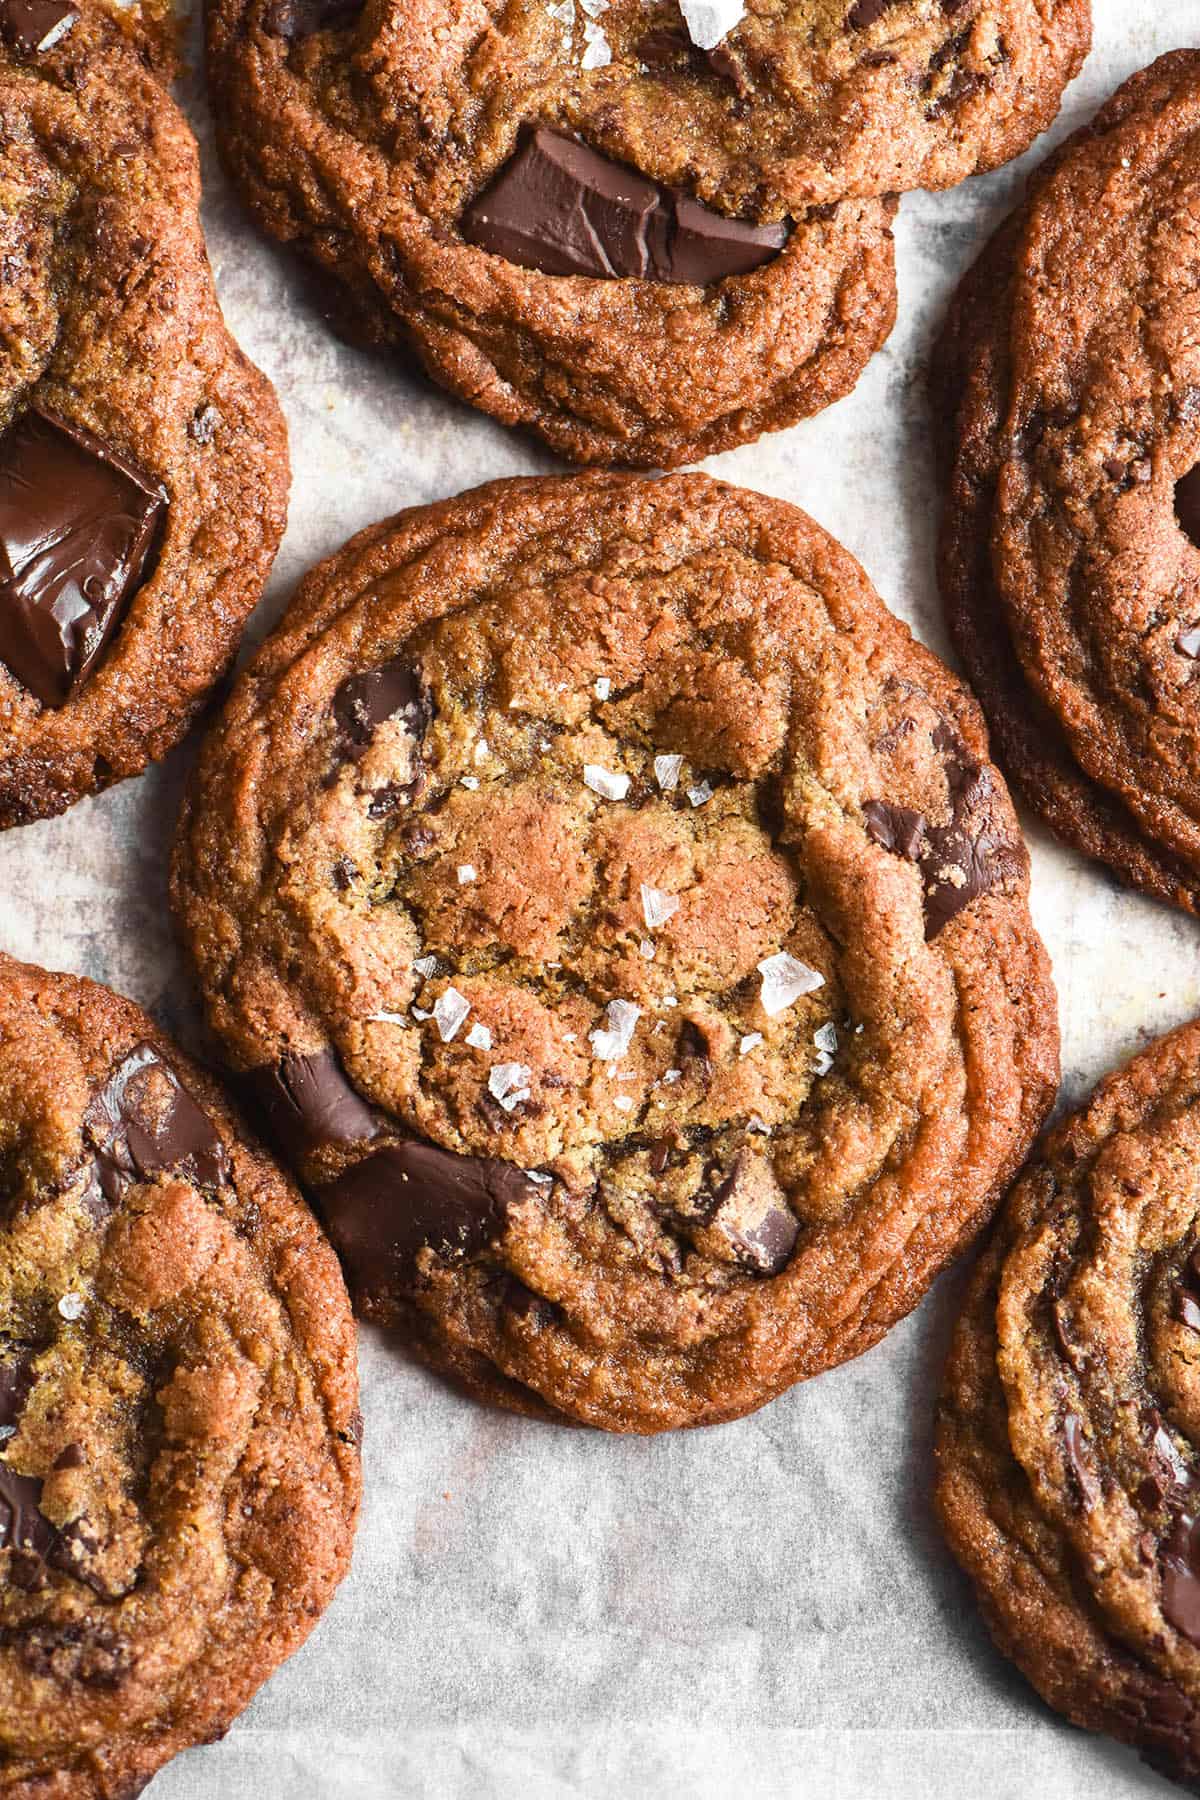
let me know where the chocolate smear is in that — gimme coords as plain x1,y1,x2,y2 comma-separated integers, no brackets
262,0,361,36
698,1151,798,1276
85,1043,229,1206
319,1141,536,1286
462,127,788,285
244,1048,381,1157
1163,1512,1200,1645
0,0,76,55
1175,467,1200,552
332,657,433,761
0,407,165,708
0,1346,54,1560
863,725,1023,937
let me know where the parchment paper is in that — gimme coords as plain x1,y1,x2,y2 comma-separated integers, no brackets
2,2,1196,1792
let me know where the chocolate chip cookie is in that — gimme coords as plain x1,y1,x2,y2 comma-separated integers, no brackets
203,0,1088,466
0,0,289,829
934,1019,1200,1793
0,952,360,1796
935,52,1200,914
171,471,1059,1433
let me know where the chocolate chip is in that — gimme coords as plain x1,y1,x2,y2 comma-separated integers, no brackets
243,1048,381,1157
845,0,902,26
85,1043,229,1206
1063,1412,1099,1508
648,1138,672,1176
864,727,1023,937
1176,467,1200,552
52,1443,85,1471
462,128,789,286
319,1140,537,1285
0,407,166,708
705,43,751,95
0,1346,36,1431
262,0,361,37
0,0,76,55
489,1271,558,1327
676,1019,712,1071
700,1151,799,1276
332,657,433,760
1163,1512,1200,1645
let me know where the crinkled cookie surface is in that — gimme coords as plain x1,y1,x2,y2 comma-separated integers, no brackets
0,0,288,828
0,954,360,1798
173,471,1059,1432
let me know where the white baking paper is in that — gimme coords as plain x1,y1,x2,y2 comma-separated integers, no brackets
1,2,1195,1793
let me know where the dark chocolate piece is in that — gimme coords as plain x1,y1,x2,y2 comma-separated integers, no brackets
244,1048,380,1155
262,0,361,36
318,1140,535,1285
0,1345,54,1560
1178,468,1200,551
1163,1512,1200,1645
845,0,902,25
0,0,76,55
462,128,788,286
863,726,1023,937
85,1043,229,1205
332,657,433,760
0,407,166,708
1063,1412,1099,1508
703,1152,798,1276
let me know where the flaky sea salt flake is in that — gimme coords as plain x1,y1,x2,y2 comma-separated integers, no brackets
590,998,641,1060
639,939,656,961
740,1032,763,1056
687,780,713,808
457,863,477,884
413,955,438,979
679,0,743,49
466,1023,493,1051
654,753,682,792
581,18,611,65
461,775,479,790
489,1062,532,1112
58,1293,85,1321
594,676,612,700
613,1095,634,1112
434,987,471,1042
663,1068,682,1084
758,951,825,1016
640,883,680,929
583,763,630,801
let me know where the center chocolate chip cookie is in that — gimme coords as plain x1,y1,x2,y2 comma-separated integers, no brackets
172,471,1059,1433
936,1020,1200,1793
202,0,1087,464
0,0,289,829
934,52,1200,915
0,953,360,1795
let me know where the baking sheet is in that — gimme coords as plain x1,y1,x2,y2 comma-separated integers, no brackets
2,2,1197,1793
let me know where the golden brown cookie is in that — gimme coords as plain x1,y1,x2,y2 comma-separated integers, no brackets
936,1019,1200,1794
0,0,289,830
934,52,1200,915
0,952,360,1796
172,470,1059,1433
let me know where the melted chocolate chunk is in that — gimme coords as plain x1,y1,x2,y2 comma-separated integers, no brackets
319,1141,536,1285
262,0,361,36
244,1048,380,1156
0,408,166,708
863,726,1023,937
845,0,902,25
0,0,76,54
1163,1512,1200,1645
85,1043,229,1206
703,1152,799,1276
1063,1412,1099,1508
332,657,433,760
1176,467,1200,553
462,128,789,285
0,1346,54,1560
1176,1248,1200,1332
